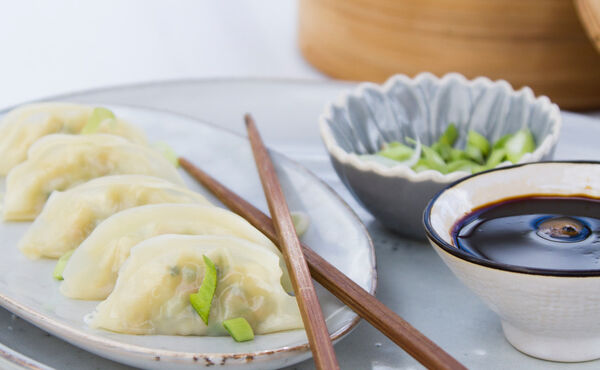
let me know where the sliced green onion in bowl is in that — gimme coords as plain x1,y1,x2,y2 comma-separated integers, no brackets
467,130,491,157
447,159,480,173
449,148,469,162
504,129,536,163
493,133,512,150
465,144,484,165
438,123,458,146
360,137,422,169
400,138,422,167
412,159,432,173
420,145,448,173
486,148,507,169
372,126,537,176
378,142,414,162
432,142,453,162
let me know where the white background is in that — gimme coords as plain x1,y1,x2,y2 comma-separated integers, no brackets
0,1,324,108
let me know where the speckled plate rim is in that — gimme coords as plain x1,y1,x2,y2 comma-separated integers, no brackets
423,160,600,278
0,342,51,370
0,102,377,367
319,72,562,183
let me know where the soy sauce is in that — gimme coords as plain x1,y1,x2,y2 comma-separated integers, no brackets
453,196,600,270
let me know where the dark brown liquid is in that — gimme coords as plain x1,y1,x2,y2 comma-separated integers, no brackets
453,196,600,270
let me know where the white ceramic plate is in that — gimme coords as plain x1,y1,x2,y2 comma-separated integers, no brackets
0,105,376,370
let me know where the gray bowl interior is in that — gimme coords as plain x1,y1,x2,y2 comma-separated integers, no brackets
326,77,556,155
323,75,559,239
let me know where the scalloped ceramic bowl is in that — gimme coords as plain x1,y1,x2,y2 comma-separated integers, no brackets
424,161,600,362
319,73,561,239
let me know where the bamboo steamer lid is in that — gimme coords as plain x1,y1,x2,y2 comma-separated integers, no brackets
575,0,600,52
299,0,600,110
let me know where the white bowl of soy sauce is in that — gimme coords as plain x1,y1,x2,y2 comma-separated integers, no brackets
424,161,600,362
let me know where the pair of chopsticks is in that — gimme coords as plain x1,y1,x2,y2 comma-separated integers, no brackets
179,115,466,370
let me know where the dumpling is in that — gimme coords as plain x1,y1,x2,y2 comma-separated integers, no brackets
0,103,146,175
60,204,284,300
87,234,302,336
3,134,184,221
19,176,211,259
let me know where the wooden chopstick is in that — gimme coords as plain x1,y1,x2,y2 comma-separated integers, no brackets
244,115,339,370
179,142,466,369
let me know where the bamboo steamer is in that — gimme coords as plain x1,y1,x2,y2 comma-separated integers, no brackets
299,0,600,110
575,0,600,52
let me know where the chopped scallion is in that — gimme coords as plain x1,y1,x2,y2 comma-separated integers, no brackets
291,211,310,237
467,130,491,157
438,123,458,146
378,142,414,162
486,148,507,169
223,317,254,342
53,250,74,280
81,107,116,134
505,129,536,163
373,126,536,175
190,255,217,325
421,145,448,173
465,145,484,165
152,141,179,167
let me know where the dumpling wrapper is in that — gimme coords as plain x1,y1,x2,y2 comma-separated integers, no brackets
0,102,146,175
26,133,127,158
87,234,303,336
61,203,288,300
3,134,184,221
19,176,211,259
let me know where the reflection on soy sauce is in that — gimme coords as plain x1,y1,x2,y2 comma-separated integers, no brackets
453,196,600,270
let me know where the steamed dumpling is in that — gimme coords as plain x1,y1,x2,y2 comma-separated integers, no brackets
0,103,146,175
61,204,284,300
3,134,184,221
19,176,211,259
88,234,302,336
